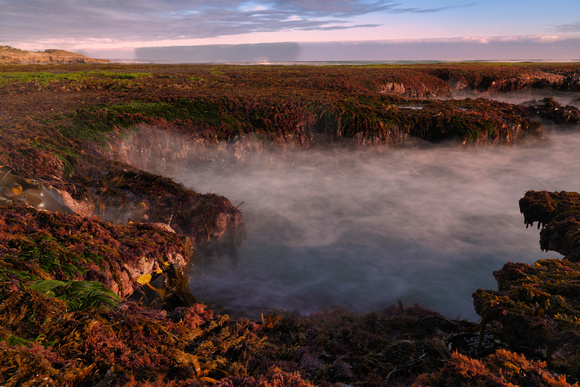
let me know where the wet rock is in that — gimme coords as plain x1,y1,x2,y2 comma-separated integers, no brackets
0,167,73,213
520,190,580,259
523,97,580,125
473,190,580,381
69,158,246,262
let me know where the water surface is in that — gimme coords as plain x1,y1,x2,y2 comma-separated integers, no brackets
152,129,580,320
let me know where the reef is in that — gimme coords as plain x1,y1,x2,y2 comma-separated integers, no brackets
469,190,580,383
1,62,580,385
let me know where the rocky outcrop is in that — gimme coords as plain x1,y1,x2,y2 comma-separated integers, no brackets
68,158,246,262
423,65,568,93
524,97,580,125
0,203,189,298
0,46,109,64
81,94,546,151
0,162,245,263
473,259,580,381
520,190,580,261
471,190,580,381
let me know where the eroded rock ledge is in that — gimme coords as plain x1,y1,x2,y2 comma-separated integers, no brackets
472,190,580,382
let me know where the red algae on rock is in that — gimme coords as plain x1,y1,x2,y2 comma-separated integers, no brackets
413,349,578,386
0,203,189,298
1,63,580,385
471,190,580,383
66,158,246,263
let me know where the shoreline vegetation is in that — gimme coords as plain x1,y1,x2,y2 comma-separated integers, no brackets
1,58,580,385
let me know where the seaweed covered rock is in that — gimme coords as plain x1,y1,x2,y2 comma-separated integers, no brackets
473,259,580,378
253,305,485,386
67,158,246,261
524,97,580,125
0,292,268,385
520,190,580,230
422,64,567,93
101,98,546,175
303,97,544,146
413,349,577,386
472,190,580,381
0,203,189,298
1,62,580,386
520,190,580,260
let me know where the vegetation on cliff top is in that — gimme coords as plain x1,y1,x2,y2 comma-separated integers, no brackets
0,45,110,64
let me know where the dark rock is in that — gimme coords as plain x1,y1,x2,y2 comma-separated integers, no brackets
562,73,580,91
523,97,580,125
519,190,580,259
473,190,580,381
68,157,246,262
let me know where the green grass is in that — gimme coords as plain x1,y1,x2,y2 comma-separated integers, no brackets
0,70,152,86
14,235,88,278
61,98,243,142
4,335,34,347
30,139,81,177
29,279,121,311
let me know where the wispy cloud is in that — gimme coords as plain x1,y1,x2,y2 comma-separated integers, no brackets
555,21,580,33
0,0,461,46
390,1,478,14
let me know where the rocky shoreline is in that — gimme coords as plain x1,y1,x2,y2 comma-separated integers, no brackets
1,62,580,385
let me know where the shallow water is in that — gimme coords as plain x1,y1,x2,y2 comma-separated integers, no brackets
152,129,580,321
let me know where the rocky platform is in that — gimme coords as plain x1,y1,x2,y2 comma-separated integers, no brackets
1,62,580,385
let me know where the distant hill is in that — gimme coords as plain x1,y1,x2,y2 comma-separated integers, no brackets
0,46,109,64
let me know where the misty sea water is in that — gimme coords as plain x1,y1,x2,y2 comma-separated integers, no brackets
135,127,575,322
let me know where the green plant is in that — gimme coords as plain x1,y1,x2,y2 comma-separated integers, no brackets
29,280,121,311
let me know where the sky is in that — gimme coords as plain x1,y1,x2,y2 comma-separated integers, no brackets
1,0,580,61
